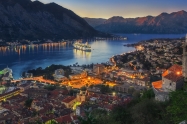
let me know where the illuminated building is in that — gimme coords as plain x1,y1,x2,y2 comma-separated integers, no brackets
24,73,33,78
54,69,67,81
55,69,64,76
93,64,105,75
69,70,87,80
62,91,86,109
62,96,77,108
152,64,184,101
0,89,21,101
0,67,13,81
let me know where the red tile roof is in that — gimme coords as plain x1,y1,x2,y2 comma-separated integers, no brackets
162,70,168,77
41,116,54,122
62,96,76,103
55,115,72,123
162,64,183,82
164,73,183,82
50,90,60,96
152,80,162,89
168,64,182,73
72,115,78,120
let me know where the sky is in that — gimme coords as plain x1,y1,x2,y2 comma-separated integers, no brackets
32,0,187,19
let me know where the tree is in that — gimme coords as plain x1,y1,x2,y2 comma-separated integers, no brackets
111,104,132,124
141,89,155,99
78,111,97,124
130,99,164,124
166,90,187,124
100,85,110,93
80,86,87,91
91,109,118,124
24,99,33,108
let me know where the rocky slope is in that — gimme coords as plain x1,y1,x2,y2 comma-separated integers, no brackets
94,10,187,34
0,0,100,41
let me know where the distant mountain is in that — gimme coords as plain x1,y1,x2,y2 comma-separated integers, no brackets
83,17,106,27
94,10,187,34
0,0,105,41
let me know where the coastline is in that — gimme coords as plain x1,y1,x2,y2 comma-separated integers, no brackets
0,34,185,80
112,37,184,72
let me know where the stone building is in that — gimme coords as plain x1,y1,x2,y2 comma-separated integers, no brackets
183,35,187,81
69,70,87,80
152,64,184,101
54,69,66,81
152,36,187,101
93,64,105,75
62,96,77,108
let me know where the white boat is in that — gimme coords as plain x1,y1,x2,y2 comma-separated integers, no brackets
73,41,91,51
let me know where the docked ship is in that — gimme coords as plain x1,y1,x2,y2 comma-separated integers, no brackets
73,41,91,51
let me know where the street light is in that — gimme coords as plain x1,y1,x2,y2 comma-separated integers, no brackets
112,92,116,96
176,72,180,75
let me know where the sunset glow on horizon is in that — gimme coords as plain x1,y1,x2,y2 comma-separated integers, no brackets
32,0,187,18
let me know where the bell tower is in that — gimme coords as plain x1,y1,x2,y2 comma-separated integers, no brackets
183,34,187,81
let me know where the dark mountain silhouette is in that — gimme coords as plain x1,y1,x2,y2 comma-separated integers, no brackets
83,17,106,27
85,10,187,34
0,0,104,41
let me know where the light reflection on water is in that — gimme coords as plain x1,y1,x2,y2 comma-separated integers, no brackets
0,34,185,79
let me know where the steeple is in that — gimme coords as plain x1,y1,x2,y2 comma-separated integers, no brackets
183,34,187,81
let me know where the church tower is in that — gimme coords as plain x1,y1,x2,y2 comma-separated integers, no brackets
183,35,187,81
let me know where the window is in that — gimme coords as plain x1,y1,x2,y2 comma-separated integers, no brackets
170,83,172,86
186,46,187,52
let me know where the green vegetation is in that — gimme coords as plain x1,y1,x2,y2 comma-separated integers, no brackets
44,85,56,91
0,69,8,75
24,99,33,108
166,90,187,123
78,111,97,124
86,87,187,124
26,64,72,80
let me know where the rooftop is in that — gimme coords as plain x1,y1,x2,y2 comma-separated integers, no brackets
62,96,76,103
168,64,182,72
55,114,72,123
164,72,183,82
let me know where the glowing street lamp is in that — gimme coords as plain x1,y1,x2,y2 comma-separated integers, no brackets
112,92,116,96
176,72,180,75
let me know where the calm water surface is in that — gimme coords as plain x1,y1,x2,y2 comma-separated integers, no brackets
0,34,185,79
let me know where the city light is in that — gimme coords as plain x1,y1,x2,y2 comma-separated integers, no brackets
112,92,116,96
176,72,181,75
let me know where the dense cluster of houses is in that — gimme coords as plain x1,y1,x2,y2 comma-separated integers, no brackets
0,79,130,124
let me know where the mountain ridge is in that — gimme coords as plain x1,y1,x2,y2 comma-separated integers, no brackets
83,17,106,27
0,0,103,41
84,10,187,34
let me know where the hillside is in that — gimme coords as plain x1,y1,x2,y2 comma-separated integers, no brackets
83,17,106,27
0,0,101,41
93,10,187,34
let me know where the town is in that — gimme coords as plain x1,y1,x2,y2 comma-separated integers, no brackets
0,37,187,124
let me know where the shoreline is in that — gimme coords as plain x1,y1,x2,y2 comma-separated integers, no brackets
1,34,185,80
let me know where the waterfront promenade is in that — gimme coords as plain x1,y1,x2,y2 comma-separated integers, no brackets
11,76,56,84
11,76,102,88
